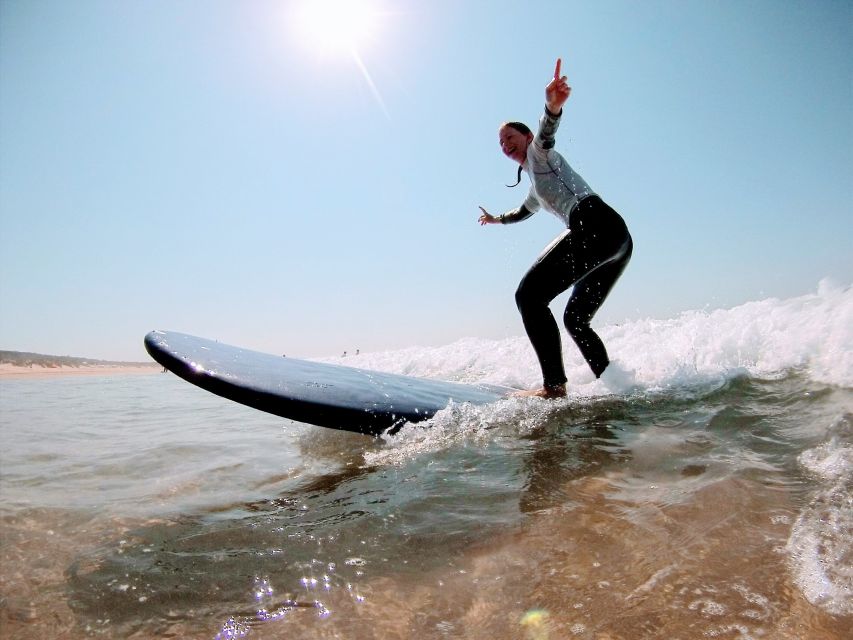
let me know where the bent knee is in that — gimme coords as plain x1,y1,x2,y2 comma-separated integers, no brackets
515,281,550,314
515,280,534,310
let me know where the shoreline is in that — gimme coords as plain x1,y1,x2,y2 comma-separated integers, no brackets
0,362,162,380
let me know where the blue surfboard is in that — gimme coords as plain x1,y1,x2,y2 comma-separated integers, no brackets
144,331,512,435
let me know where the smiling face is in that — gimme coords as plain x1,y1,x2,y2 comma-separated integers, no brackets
499,124,533,165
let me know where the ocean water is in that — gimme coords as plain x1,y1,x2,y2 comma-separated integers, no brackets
1,282,851,639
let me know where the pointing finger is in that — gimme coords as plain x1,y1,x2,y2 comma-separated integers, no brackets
554,58,561,80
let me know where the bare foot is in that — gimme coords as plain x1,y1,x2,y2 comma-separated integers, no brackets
511,384,566,399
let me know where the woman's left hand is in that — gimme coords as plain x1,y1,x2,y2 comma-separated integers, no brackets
545,58,571,114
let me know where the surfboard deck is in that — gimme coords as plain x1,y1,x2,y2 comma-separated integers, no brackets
144,331,512,436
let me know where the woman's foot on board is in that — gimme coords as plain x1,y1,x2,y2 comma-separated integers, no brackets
511,384,566,399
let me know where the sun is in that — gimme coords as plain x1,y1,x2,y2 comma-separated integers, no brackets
288,0,391,118
292,0,383,55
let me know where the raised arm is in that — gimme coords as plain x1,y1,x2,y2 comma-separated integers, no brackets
536,59,570,150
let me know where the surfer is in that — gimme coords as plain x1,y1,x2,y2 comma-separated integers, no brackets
478,58,633,398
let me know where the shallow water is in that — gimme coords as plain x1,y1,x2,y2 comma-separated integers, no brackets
1,285,851,638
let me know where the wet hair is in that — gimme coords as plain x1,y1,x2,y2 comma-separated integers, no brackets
501,121,531,188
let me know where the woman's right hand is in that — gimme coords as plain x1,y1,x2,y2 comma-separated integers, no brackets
545,58,571,114
478,206,499,225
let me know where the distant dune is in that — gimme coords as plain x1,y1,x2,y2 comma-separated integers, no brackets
0,350,154,368
0,350,159,379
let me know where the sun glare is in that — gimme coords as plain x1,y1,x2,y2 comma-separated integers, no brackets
293,0,382,55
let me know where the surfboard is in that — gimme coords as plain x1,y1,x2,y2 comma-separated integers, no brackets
144,331,512,436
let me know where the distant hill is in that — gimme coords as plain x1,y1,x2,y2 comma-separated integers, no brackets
0,350,156,369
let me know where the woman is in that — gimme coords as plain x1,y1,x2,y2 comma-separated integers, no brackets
479,59,633,398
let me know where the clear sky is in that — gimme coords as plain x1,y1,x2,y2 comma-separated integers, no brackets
1,0,851,361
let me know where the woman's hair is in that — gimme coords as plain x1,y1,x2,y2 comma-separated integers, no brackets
502,121,531,188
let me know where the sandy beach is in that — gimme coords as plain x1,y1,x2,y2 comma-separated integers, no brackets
0,362,161,380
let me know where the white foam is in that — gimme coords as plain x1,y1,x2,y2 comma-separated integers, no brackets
787,413,853,617
336,280,853,464
323,280,853,392
366,395,558,466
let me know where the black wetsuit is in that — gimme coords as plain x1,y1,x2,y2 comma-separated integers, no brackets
514,196,632,387
498,108,633,388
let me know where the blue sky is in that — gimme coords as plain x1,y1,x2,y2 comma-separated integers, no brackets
1,0,851,360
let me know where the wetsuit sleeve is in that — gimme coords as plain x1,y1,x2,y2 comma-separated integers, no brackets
536,107,562,150
500,203,536,224
501,184,540,223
